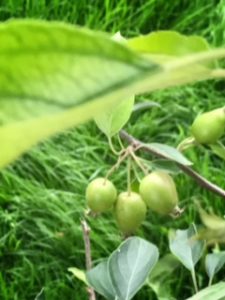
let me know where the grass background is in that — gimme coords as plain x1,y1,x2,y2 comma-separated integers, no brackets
0,0,225,299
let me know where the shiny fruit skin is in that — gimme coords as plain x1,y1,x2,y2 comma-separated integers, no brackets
115,191,147,234
191,108,225,144
139,171,178,215
86,178,117,213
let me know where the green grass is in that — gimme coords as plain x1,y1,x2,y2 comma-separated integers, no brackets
0,0,225,299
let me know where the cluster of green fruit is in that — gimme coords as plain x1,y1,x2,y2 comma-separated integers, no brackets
86,171,179,234
85,107,225,235
191,107,225,144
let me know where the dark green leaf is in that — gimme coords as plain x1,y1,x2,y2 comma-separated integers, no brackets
150,159,180,174
147,143,193,166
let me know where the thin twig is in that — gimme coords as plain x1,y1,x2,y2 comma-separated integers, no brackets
105,149,129,180
81,219,96,300
127,156,131,195
129,151,148,175
119,130,225,200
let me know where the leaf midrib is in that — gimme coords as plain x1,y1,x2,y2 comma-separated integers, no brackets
0,49,152,67
0,68,157,109
125,240,141,300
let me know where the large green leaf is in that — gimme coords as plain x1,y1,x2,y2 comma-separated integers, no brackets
108,237,159,300
0,19,160,168
186,282,225,300
1,21,225,169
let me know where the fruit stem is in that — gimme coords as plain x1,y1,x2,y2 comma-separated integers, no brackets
127,156,132,196
131,160,142,182
108,136,121,156
129,150,148,175
117,133,126,150
104,149,128,182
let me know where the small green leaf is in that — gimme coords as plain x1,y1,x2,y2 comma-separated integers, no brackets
199,206,225,230
147,143,193,166
94,31,135,138
86,260,115,300
197,205,225,244
150,159,180,174
210,142,225,160
108,237,159,300
186,282,225,300
169,224,205,271
128,31,211,60
94,96,135,137
68,267,87,285
205,251,225,282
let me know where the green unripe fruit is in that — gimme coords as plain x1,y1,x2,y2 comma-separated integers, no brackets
191,107,225,144
139,171,178,215
86,178,117,213
115,191,147,234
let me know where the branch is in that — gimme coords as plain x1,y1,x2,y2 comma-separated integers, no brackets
119,130,225,200
81,219,96,300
